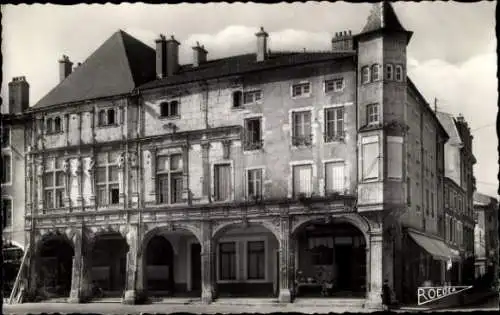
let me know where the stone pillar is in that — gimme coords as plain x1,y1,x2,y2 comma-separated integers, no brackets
181,144,191,204
278,216,293,303
63,159,71,207
36,159,44,212
201,221,214,304
367,231,384,309
25,232,39,300
129,152,139,206
149,148,157,198
69,230,83,303
73,158,83,206
117,153,126,205
123,225,139,304
200,141,211,201
88,156,96,206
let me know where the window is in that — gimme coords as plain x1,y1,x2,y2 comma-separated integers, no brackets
46,118,53,134
425,189,429,215
2,127,10,148
431,192,434,217
244,118,262,150
247,168,263,200
309,237,333,265
44,158,65,209
324,78,344,93
324,107,344,142
395,65,403,82
361,66,370,84
232,91,242,108
159,100,179,118
2,154,11,183
96,153,120,206
219,242,236,280
2,199,12,228
407,178,411,205
387,136,403,179
243,90,262,104
293,164,312,198
362,136,379,180
247,241,265,280
214,164,231,201
371,64,381,81
366,103,380,125
54,117,62,133
385,64,394,80
291,82,311,97
98,108,117,127
325,161,344,194
292,111,312,146
157,154,183,204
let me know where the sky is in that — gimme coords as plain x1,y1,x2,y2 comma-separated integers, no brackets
1,1,498,197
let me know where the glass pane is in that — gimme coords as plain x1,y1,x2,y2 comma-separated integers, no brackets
109,166,119,182
326,162,344,193
170,173,183,203
158,175,169,204
44,173,54,188
110,184,120,204
55,189,64,208
56,171,65,186
97,186,106,205
96,167,106,183
45,191,54,209
157,156,168,172
170,154,182,171
293,165,312,196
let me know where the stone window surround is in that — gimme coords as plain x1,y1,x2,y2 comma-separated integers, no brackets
244,166,266,200
1,152,12,185
210,159,235,203
158,98,181,120
323,77,345,93
156,153,184,205
242,113,265,153
290,80,312,99
45,116,64,134
97,107,120,128
322,104,346,143
288,106,316,148
216,235,269,284
288,160,316,199
321,158,346,195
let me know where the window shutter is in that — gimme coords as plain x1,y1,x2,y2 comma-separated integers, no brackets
293,165,312,196
362,139,379,180
387,137,403,179
325,162,344,193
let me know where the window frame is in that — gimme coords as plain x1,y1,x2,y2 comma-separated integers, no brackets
324,78,344,93
156,153,184,205
243,117,263,151
366,103,380,125
218,241,238,281
242,90,263,105
361,66,370,84
2,197,12,229
246,167,264,201
213,162,232,202
292,163,313,198
1,153,12,185
385,64,394,80
96,153,121,206
246,240,266,280
2,126,11,148
361,136,380,181
159,100,181,119
291,82,311,98
291,110,313,146
98,108,119,127
395,65,404,82
43,158,65,209
324,106,345,142
371,64,381,81
324,160,345,195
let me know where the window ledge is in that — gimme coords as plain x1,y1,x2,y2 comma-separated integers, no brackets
242,101,263,106
97,124,120,129
46,131,64,136
159,115,181,120
1,182,13,186
243,149,264,155
291,94,312,100
325,89,344,94
324,137,345,144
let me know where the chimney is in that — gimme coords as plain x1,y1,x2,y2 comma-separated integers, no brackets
331,30,353,51
8,76,30,114
255,26,269,62
58,54,73,82
155,34,167,78
166,35,180,76
192,42,208,67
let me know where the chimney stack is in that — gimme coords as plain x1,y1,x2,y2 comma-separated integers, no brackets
155,34,167,78
192,42,208,67
166,35,180,76
255,26,269,62
331,30,353,51
8,76,30,114
58,54,73,82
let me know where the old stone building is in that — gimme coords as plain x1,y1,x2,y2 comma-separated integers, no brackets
12,2,469,307
436,111,477,285
473,192,498,282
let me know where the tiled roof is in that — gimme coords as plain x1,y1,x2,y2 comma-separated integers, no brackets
359,1,410,36
474,192,498,206
33,30,156,109
139,51,355,90
436,111,463,146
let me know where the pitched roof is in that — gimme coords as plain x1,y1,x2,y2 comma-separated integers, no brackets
474,191,498,207
33,30,156,109
359,1,412,40
436,111,463,146
139,51,355,90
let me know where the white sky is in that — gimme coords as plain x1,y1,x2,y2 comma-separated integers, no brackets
1,2,498,197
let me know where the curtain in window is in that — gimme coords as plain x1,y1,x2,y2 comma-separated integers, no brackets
325,162,344,193
293,164,312,197
214,164,231,201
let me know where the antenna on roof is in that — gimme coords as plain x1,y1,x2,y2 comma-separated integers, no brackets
434,98,438,113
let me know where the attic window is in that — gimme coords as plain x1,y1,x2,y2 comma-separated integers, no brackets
159,100,180,118
54,117,62,133
232,91,242,108
98,108,118,127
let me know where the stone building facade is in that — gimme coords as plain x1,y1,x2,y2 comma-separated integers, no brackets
473,192,498,281
12,2,470,307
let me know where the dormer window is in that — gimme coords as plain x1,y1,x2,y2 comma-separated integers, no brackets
361,66,370,84
98,108,118,127
54,117,62,133
385,64,394,80
159,100,180,118
371,64,381,81
395,65,404,82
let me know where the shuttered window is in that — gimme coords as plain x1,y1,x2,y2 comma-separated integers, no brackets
292,111,312,146
247,168,263,200
214,164,231,201
293,164,312,197
362,137,379,180
387,136,403,179
325,162,344,193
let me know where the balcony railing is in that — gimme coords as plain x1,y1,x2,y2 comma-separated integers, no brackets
243,140,263,151
292,135,313,146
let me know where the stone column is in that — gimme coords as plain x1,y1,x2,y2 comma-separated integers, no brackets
367,231,384,309
74,158,83,207
36,159,44,212
117,153,126,205
278,216,293,303
149,148,157,198
123,225,139,304
63,159,71,207
200,140,211,201
25,231,39,300
69,230,83,303
88,156,96,206
201,221,214,304
129,152,139,206
181,144,190,204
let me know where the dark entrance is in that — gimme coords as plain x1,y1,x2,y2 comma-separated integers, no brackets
90,234,129,297
145,236,174,294
38,238,74,298
190,243,201,291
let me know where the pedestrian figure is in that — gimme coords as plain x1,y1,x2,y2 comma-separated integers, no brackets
382,279,392,309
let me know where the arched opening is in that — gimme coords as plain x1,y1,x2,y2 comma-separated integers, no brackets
37,238,74,299
213,223,280,298
293,220,367,298
141,227,201,299
145,236,175,294
90,233,129,297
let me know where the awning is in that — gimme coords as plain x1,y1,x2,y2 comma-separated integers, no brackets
408,231,461,262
